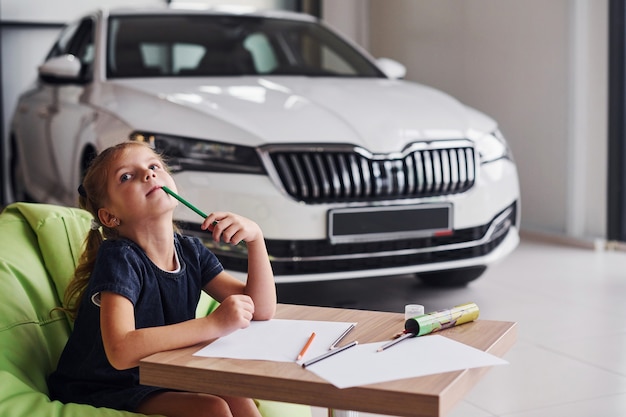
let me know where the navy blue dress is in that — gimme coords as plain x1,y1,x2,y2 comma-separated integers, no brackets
48,234,223,411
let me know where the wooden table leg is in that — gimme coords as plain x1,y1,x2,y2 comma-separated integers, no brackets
331,410,360,417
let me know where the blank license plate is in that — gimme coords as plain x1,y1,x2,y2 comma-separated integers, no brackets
328,204,452,244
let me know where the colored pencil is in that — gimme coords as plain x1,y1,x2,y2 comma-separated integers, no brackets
377,331,414,352
302,340,359,368
329,323,356,350
296,332,316,361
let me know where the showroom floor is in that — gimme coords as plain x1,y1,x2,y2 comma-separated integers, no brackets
276,236,626,417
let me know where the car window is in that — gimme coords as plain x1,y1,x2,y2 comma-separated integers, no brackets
43,17,95,82
244,33,278,73
71,20,95,81
277,25,359,76
106,15,384,79
139,42,205,73
46,21,80,60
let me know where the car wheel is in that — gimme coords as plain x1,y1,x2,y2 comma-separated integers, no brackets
417,266,487,287
8,135,33,203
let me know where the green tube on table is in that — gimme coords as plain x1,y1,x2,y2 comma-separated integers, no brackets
404,302,479,337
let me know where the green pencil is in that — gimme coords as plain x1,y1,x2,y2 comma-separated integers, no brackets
161,185,246,248
161,186,208,219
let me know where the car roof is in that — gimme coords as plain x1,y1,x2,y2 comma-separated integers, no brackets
101,4,317,23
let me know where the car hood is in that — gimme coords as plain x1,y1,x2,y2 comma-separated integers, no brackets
102,76,497,152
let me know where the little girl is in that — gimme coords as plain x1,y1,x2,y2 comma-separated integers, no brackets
48,141,275,417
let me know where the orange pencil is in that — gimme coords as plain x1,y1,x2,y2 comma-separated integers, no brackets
296,332,316,361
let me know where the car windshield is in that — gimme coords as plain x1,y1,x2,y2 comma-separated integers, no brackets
106,14,385,79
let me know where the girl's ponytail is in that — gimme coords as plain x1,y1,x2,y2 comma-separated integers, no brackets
61,227,104,319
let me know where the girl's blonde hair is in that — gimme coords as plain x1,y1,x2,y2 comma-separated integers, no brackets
61,141,167,319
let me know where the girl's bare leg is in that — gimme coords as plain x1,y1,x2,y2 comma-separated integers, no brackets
137,391,233,417
222,395,263,417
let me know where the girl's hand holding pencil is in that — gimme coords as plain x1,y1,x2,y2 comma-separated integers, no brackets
201,212,262,246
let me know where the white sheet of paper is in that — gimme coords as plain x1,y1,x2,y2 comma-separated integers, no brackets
193,319,356,363
304,335,508,388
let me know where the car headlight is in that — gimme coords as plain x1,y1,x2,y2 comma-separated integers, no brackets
130,132,265,174
474,129,512,164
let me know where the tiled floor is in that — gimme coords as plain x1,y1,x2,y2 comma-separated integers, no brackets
276,236,626,417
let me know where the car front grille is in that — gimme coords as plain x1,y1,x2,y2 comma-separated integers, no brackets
259,140,476,203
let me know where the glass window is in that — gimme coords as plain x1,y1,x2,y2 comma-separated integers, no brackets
107,14,384,79
46,21,80,59
71,21,94,60
44,18,95,81
244,33,277,73
173,44,206,72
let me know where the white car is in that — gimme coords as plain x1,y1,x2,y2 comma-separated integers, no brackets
8,5,520,286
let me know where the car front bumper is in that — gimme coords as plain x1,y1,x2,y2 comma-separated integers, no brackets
181,200,518,282
172,157,520,282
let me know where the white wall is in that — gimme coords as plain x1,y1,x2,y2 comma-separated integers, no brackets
1,0,163,23
322,0,370,50
341,0,608,239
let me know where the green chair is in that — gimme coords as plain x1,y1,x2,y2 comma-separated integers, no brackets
0,202,311,417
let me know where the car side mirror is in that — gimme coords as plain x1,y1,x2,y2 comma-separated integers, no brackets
38,54,82,83
376,57,406,80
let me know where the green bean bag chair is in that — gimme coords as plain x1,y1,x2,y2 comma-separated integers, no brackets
0,202,310,417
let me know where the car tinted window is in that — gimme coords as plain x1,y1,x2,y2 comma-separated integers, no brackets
107,15,384,78
243,33,278,73
71,20,95,80
44,18,95,82
46,21,80,59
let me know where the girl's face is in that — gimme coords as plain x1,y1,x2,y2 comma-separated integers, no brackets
101,145,178,226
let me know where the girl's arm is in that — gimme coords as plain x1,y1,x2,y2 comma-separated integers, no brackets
100,290,254,370
100,212,276,370
201,212,277,320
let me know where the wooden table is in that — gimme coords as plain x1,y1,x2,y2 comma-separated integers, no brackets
140,304,516,417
